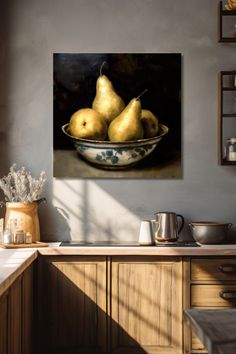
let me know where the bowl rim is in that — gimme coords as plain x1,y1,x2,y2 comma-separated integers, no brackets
61,123,169,146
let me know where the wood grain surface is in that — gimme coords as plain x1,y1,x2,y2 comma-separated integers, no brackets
37,256,107,354
191,258,236,281
191,284,236,307
111,256,183,354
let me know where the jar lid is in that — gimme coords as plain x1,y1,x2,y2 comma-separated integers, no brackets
226,137,236,143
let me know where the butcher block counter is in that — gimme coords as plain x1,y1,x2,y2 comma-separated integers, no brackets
2,244,236,294
2,244,236,354
39,243,236,256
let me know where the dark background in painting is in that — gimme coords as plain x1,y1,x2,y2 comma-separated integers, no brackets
53,53,181,164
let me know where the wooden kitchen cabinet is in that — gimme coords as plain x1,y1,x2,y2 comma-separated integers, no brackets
0,292,8,354
9,276,22,354
37,256,107,354
0,264,34,354
22,265,34,354
37,255,183,354
184,257,236,354
110,257,183,354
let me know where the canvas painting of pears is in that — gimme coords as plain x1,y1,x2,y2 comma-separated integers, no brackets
53,53,181,178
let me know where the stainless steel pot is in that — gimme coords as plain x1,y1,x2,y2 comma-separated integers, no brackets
189,221,232,244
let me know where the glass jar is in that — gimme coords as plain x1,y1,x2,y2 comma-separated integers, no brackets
225,137,236,161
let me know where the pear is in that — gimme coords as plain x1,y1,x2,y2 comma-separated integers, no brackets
92,62,125,125
108,90,148,142
69,108,107,140
141,109,159,138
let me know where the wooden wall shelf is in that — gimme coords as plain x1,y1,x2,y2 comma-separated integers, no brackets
218,71,236,165
218,1,236,42
218,20,236,165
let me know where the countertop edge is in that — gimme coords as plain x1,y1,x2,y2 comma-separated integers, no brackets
38,246,236,256
2,245,236,297
0,250,38,297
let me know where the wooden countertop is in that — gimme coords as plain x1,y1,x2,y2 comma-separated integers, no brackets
38,244,236,256
2,244,236,297
0,248,37,297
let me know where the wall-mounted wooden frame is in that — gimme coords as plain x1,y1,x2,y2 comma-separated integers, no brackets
218,1,236,43
218,71,236,165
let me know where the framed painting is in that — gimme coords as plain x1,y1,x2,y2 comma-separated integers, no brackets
53,53,181,178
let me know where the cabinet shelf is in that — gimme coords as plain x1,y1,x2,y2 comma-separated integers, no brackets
223,87,236,91
221,70,236,74
218,1,236,42
221,9,236,16
222,113,236,117
222,159,236,165
219,38,236,42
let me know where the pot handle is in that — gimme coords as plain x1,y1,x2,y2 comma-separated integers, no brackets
150,219,159,238
177,214,184,234
189,223,194,230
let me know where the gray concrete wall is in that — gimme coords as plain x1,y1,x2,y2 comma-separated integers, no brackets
1,0,236,242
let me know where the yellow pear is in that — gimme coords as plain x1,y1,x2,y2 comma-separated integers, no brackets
69,108,107,140
141,109,159,138
92,62,125,125
108,90,148,142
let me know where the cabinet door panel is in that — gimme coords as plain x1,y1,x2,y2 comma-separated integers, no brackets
0,293,8,354
39,256,107,354
111,257,183,354
191,258,236,281
22,265,33,354
191,284,236,307
9,276,22,354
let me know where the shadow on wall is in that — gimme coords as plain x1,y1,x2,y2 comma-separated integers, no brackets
92,180,236,242
49,178,195,242
45,177,236,243
38,201,72,242
37,257,181,354
45,179,141,242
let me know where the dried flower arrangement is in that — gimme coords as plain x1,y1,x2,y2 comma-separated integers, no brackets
0,164,46,203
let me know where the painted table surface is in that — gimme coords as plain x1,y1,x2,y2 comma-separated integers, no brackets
54,149,181,178
184,309,236,354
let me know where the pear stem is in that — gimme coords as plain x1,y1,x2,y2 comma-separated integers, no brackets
100,61,106,76
136,88,148,100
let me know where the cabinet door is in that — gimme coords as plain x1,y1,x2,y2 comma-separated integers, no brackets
9,276,22,354
22,265,34,354
38,256,107,354
0,292,8,354
110,257,183,354
0,266,34,354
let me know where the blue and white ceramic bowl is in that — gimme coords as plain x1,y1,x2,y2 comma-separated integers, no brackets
62,123,169,170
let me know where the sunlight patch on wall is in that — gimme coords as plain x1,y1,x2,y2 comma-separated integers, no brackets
52,179,140,241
